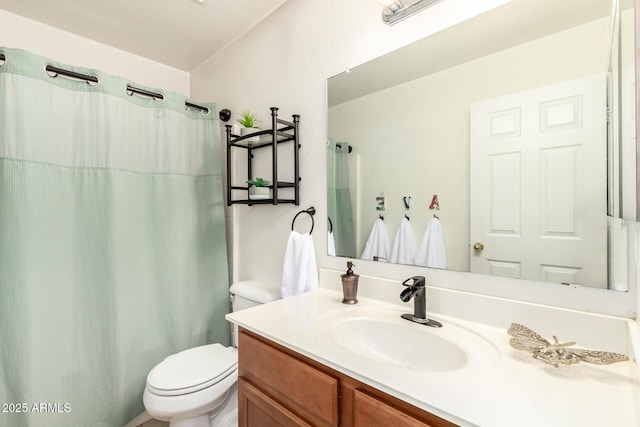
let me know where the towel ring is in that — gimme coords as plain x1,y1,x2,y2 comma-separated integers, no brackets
328,216,333,233
291,207,316,234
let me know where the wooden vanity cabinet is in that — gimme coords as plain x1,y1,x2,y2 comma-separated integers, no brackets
238,329,339,426
238,328,458,427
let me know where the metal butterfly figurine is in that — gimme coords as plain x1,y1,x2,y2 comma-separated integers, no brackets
507,323,629,368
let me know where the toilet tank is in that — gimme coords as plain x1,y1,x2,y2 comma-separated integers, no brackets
229,280,280,312
229,280,280,347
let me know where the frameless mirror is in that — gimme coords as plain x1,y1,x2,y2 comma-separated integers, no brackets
327,0,636,290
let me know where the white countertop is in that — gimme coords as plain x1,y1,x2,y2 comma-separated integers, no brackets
226,288,639,427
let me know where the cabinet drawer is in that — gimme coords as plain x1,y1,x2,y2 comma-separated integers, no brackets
353,388,454,427
239,330,339,427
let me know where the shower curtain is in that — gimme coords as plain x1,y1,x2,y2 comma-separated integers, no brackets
327,139,356,257
0,47,229,426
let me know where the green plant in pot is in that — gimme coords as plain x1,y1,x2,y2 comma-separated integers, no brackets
246,177,271,200
237,110,261,144
238,110,260,129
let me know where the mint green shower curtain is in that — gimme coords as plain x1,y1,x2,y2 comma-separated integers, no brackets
0,48,229,426
327,139,356,257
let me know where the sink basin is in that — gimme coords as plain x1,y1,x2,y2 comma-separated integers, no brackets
316,307,499,372
331,317,467,371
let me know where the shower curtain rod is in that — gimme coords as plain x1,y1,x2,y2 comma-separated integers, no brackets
47,64,99,84
39,63,226,118
124,83,211,115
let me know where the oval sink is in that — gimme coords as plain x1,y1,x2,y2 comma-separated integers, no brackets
332,317,468,371
317,307,499,372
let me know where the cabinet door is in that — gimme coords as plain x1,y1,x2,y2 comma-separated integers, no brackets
353,388,441,427
238,378,312,427
239,331,339,426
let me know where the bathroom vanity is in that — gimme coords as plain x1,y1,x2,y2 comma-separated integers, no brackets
237,328,455,427
226,276,640,427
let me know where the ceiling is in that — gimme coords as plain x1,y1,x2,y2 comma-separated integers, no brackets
0,0,288,71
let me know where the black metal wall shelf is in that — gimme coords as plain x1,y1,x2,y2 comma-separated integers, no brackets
226,107,300,206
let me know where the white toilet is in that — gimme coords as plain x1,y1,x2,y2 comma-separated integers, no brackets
143,281,280,427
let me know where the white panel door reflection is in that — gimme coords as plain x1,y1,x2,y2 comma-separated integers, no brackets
470,75,607,288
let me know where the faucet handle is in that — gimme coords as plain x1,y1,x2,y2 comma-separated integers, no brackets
402,276,425,287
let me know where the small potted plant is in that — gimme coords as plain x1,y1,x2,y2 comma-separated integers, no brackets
237,110,261,144
246,177,271,200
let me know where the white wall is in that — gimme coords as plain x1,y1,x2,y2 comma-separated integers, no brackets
190,0,509,288
0,9,189,95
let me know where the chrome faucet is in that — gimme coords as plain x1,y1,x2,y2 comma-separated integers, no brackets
400,276,442,328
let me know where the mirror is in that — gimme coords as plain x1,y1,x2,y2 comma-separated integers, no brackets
327,0,636,290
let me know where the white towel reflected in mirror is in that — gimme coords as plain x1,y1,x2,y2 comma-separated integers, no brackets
361,217,391,262
414,217,447,269
390,216,417,265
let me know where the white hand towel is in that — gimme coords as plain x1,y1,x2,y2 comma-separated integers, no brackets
281,231,318,298
360,218,391,262
328,231,336,257
390,217,417,265
414,217,447,269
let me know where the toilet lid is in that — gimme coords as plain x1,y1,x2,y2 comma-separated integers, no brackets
146,344,238,396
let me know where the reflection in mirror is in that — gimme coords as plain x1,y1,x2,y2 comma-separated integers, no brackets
327,139,356,258
327,0,636,290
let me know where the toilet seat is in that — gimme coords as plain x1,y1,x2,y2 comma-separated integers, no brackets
146,344,238,397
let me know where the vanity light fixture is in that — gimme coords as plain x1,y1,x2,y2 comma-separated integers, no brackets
379,0,445,25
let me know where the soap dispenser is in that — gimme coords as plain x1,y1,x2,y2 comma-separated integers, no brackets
341,261,359,304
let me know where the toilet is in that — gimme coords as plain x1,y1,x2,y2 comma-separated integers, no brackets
142,281,280,427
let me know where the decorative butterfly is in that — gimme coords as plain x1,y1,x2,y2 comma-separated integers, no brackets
507,323,629,368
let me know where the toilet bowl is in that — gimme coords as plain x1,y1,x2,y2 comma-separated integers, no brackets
143,344,238,427
142,281,279,427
